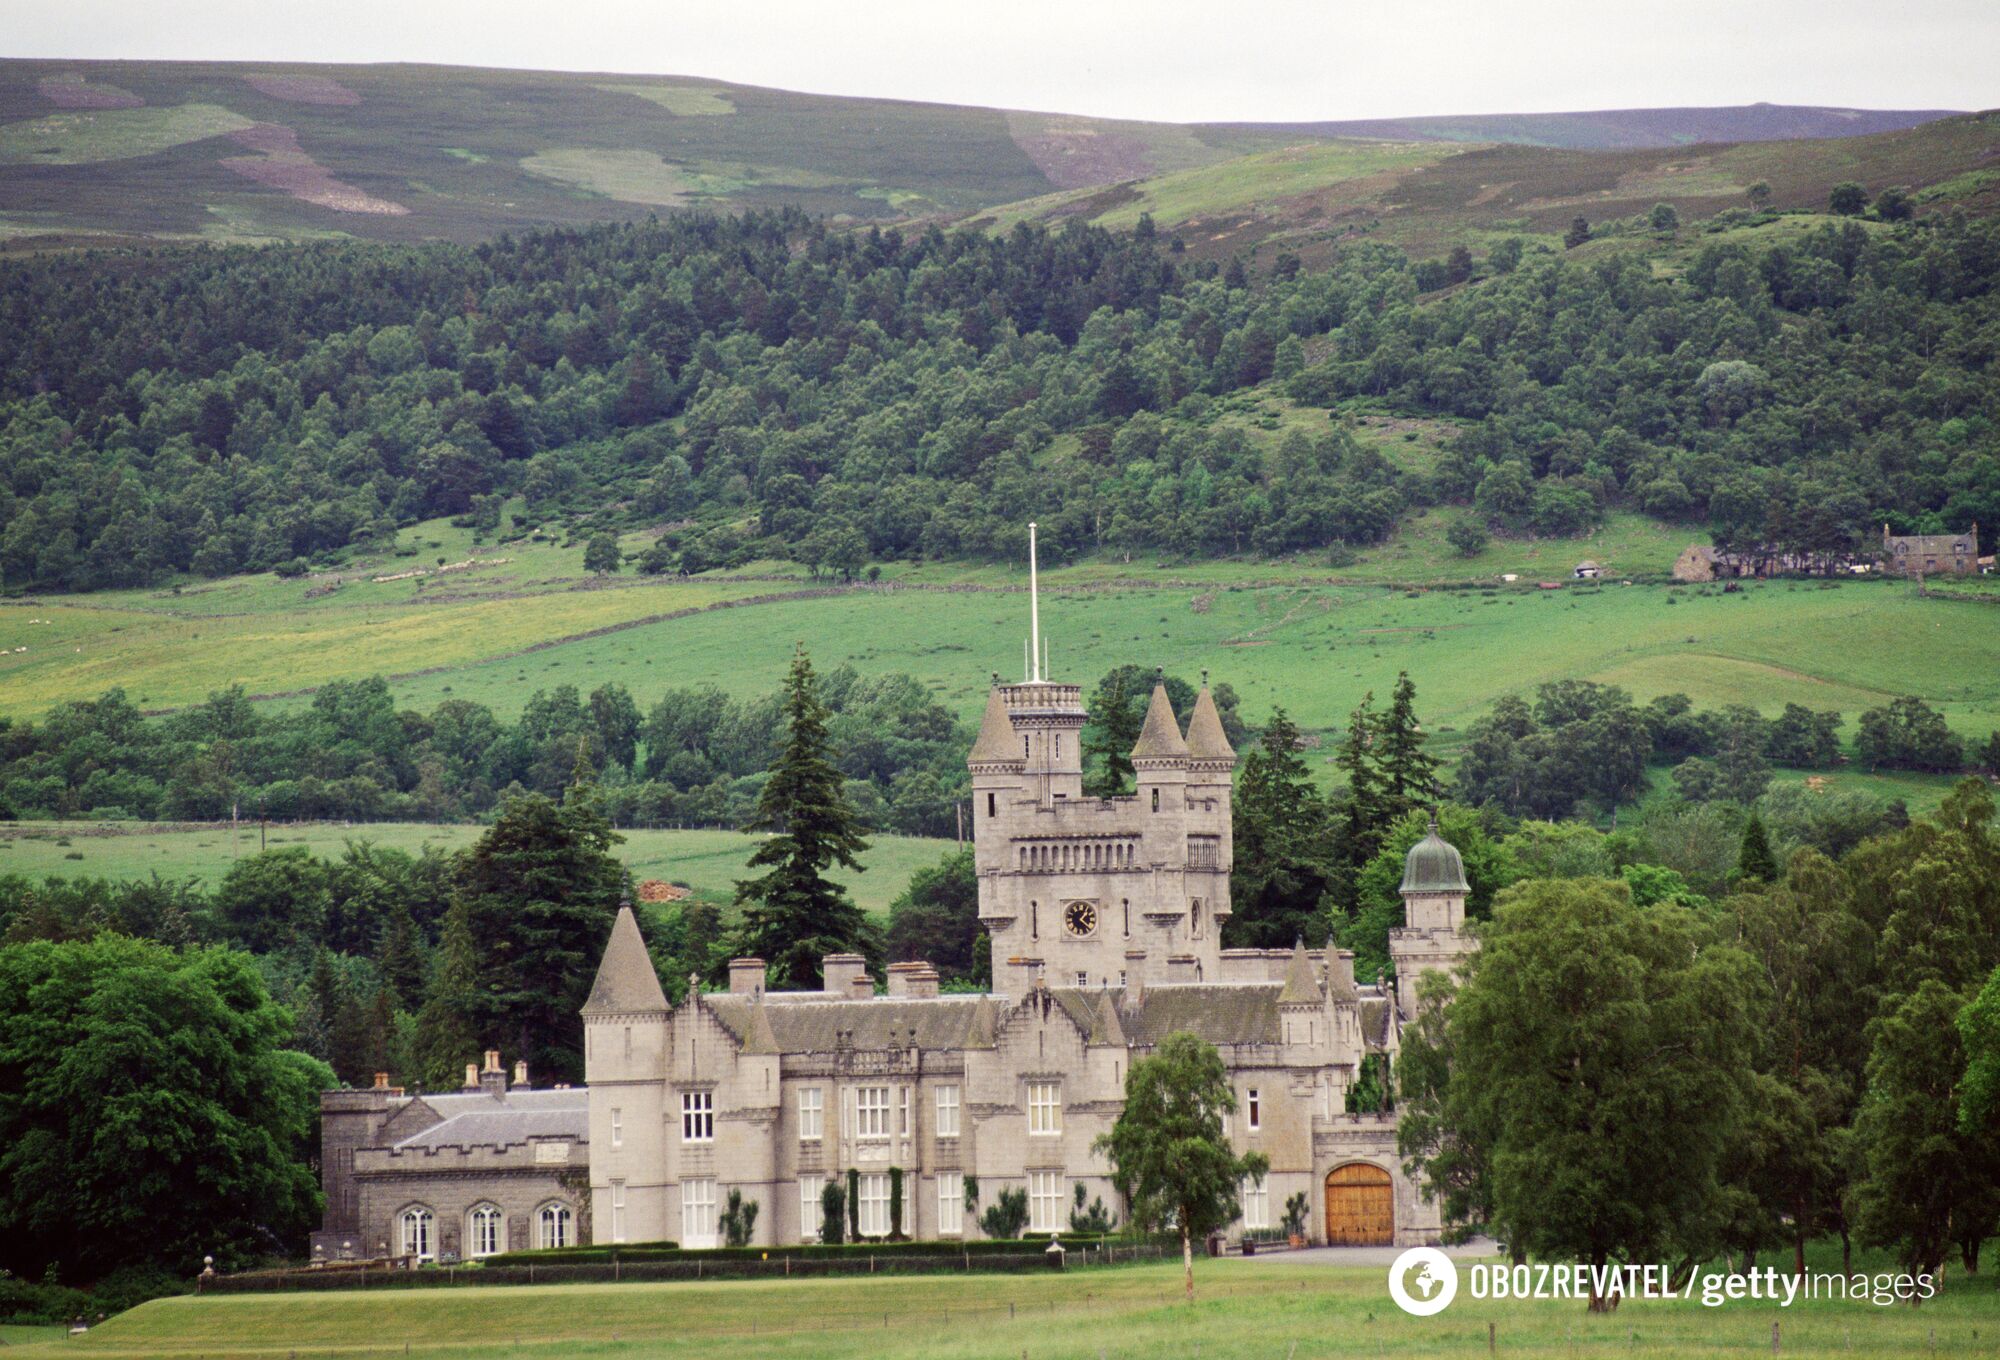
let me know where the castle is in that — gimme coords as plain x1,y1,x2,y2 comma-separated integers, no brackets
317,533,1478,1258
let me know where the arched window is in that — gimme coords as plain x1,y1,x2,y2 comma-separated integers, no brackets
537,1203,573,1250
467,1204,503,1259
399,1206,434,1262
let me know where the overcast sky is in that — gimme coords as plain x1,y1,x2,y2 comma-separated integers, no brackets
9,1,1995,123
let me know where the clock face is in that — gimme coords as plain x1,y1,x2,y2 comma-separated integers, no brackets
1063,900,1098,937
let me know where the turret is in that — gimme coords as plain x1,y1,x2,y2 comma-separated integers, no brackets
1387,814,1478,1022
582,901,670,1244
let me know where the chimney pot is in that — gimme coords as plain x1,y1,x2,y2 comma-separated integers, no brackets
513,1060,529,1088
372,1071,389,1091
482,1048,501,1073
463,1063,480,1090
850,972,875,999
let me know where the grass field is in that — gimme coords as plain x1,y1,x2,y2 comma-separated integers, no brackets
14,1258,1998,1360
0,823,954,915
2,506,1994,790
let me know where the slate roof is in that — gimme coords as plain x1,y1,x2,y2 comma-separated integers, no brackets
968,688,1023,764
1184,687,1236,762
1052,984,1284,1047
389,1088,589,1150
1277,943,1321,1005
703,995,991,1053
583,905,669,1016
1130,683,1190,761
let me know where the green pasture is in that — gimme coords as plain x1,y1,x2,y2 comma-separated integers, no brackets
15,1258,1997,1360
0,824,953,917
0,102,251,164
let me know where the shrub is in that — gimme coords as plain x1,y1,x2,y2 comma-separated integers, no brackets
979,1187,1030,1240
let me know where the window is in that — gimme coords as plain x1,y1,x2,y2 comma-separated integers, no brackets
898,1085,911,1138
1241,1175,1269,1230
799,1175,826,1242
611,1107,623,1148
682,1178,717,1247
681,1090,713,1142
466,1205,501,1258
1028,1081,1062,1136
537,1203,573,1250
1075,971,1089,987
798,1087,823,1141
1151,788,1160,812
1118,970,1127,987
856,1086,891,1138
1247,1089,1261,1133
399,1206,433,1261
858,1173,891,1238
937,1172,963,1236
987,792,996,818
623,1025,632,1058
1190,900,1203,939
1028,1172,1064,1233
936,1084,960,1138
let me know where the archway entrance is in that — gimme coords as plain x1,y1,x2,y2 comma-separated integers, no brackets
1324,1163,1393,1246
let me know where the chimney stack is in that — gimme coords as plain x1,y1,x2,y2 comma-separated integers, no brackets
728,957,767,995
822,953,867,998
885,961,928,997
1002,955,1045,998
850,972,876,1000
513,1060,529,1089
907,967,940,999
463,1063,480,1090
479,1048,507,1097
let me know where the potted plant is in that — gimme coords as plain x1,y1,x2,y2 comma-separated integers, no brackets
1283,1192,1310,1249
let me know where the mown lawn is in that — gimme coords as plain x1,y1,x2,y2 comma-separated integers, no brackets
17,1258,1998,1360
0,824,955,917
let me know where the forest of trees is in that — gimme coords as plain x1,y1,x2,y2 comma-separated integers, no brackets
2,208,1995,592
0,666,969,835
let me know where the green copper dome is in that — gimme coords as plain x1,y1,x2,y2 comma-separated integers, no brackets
1400,817,1470,895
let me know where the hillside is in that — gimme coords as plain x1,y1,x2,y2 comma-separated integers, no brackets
1207,102,1962,151
972,110,2000,260
0,58,1974,247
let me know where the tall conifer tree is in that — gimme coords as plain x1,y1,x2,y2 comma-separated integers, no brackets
1375,671,1441,817
1083,671,1143,797
411,898,482,1090
733,646,874,989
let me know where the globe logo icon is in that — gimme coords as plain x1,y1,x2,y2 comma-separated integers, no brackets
1388,1246,1459,1316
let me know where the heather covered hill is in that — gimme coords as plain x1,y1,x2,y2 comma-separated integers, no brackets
0,57,1973,248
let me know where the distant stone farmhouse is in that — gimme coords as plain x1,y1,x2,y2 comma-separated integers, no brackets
316,537,1480,1259
1879,523,1980,577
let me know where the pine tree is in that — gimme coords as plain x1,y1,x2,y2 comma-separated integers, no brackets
1226,709,1335,948
1082,671,1143,797
457,783,626,1084
411,898,482,1090
1737,813,1778,885
1374,671,1441,817
732,646,874,989
376,900,425,1006
1336,692,1389,869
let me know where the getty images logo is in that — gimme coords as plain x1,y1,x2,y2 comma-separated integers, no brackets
1388,1246,1459,1316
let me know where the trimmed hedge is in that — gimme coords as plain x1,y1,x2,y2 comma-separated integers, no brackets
203,1244,1173,1295
484,1233,1152,1268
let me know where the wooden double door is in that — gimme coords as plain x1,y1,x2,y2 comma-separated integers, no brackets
1324,1163,1394,1246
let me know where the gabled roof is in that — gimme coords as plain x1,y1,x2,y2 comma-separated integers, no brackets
1184,686,1236,763
1130,683,1190,761
582,904,669,1016
967,688,1023,765
1277,942,1321,1005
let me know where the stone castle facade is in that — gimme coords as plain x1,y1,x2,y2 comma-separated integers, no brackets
318,605,1479,1258
579,660,1477,1250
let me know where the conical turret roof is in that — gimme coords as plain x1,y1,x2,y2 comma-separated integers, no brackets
739,992,779,1055
1088,988,1128,1046
1130,683,1190,761
968,688,1023,765
1184,686,1236,762
582,903,669,1016
1278,940,1321,1005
